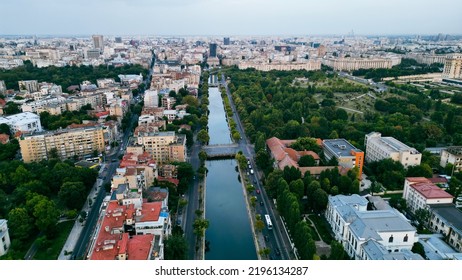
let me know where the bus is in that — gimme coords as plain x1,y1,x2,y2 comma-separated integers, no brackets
264,214,273,230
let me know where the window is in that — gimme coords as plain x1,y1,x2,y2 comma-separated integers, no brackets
389,235,394,243
403,234,408,242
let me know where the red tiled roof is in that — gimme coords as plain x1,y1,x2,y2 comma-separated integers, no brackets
298,150,320,160
127,235,155,260
298,166,349,177
429,177,448,184
0,99,6,106
158,177,179,186
95,111,110,118
118,233,129,255
411,182,453,199
137,202,162,223
406,177,431,184
90,202,135,260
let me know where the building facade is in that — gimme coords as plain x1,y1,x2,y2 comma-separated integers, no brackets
92,35,104,50
322,139,364,178
136,131,186,164
402,177,454,214
440,146,462,173
442,54,462,79
322,57,397,71
365,132,421,167
0,112,42,134
144,90,159,108
19,126,105,162
429,204,462,252
325,195,418,260
0,219,11,257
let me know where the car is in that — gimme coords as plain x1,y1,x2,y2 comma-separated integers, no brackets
178,209,182,215
264,235,269,242
176,220,181,225
256,189,260,194
260,201,264,206
275,248,281,256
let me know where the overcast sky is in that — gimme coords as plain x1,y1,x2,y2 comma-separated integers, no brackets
1,0,461,36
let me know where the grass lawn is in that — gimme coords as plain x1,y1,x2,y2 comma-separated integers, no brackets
33,220,75,260
309,214,334,245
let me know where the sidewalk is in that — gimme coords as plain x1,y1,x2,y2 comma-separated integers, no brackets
57,165,106,260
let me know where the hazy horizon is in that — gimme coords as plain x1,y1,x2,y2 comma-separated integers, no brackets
1,0,461,36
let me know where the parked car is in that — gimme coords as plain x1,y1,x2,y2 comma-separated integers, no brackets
256,189,260,194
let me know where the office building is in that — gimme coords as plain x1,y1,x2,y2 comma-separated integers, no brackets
223,37,230,45
209,43,217,57
365,132,421,167
19,125,105,162
440,146,462,173
442,54,462,79
115,37,122,43
0,112,42,134
322,139,364,178
92,35,104,50
0,219,11,257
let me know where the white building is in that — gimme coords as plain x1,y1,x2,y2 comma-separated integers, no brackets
402,177,454,214
365,132,421,168
0,219,11,257
144,90,159,108
325,194,418,260
440,146,462,173
0,112,42,134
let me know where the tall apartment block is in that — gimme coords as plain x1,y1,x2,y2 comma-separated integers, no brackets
322,139,364,179
92,35,104,50
136,131,186,164
19,125,105,162
209,43,217,57
365,132,421,168
442,54,462,79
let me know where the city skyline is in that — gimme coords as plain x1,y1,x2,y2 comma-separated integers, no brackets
1,0,462,36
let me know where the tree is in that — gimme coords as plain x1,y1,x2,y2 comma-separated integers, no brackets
289,179,305,200
406,164,433,178
294,221,316,260
232,131,241,142
312,188,328,212
193,218,209,238
0,123,11,136
197,129,210,144
29,195,59,235
7,208,34,241
414,208,431,228
411,242,426,259
283,166,301,184
58,182,86,210
290,137,321,153
298,155,316,167
255,219,265,232
198,150,208,163
258,247,271,258
164,234,188,260
329,241,349,260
